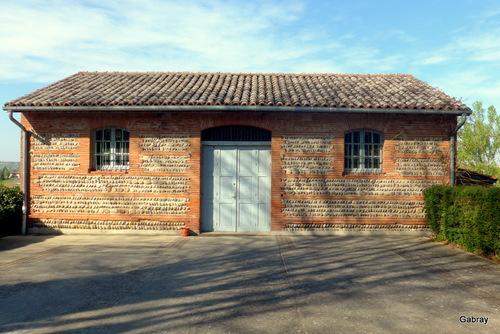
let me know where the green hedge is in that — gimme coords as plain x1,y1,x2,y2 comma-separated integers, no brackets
0,184,23,236
423,185,500,257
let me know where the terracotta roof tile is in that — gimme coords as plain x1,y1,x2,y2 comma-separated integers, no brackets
4,71,469,111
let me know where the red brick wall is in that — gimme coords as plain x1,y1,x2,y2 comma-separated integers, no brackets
21,111,456,232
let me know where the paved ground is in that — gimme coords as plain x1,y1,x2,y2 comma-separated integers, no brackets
0,233,499,334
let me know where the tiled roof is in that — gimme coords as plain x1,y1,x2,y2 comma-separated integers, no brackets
4,71,469,111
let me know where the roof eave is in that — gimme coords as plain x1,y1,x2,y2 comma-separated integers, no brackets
3,105,473,116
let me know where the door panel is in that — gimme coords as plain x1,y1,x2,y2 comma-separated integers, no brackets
254,147,271,231
213,149,237,232
238,176,253,200
238,203,254,229
202,145,270,232
220,176,236,200
238,149,255,173
219,203,235,228
258,203,269,229
258,175,268,200
201,147,214,232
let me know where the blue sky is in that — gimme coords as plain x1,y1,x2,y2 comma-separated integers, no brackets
1,0,500,161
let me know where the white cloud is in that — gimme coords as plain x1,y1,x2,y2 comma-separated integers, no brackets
415,31,500,72
421,55,448,65
455,33,500,62
0,0,312,81
2,0,498,110
412,23,500,108
1,0,417,84
430,69,500,108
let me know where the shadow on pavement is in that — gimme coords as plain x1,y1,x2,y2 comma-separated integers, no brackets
0,235,498,333
0,235,57,251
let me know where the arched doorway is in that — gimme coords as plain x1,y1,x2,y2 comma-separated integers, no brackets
201,126,271,232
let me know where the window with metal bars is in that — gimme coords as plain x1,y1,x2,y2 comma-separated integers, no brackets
93,128,130,170
344,130,383,173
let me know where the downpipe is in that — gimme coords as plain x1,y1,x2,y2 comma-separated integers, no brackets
450,114,468,186
8,111,29,235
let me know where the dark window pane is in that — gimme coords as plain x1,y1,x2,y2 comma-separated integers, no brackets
365,132,372,143
353,144,359,156
115,129,122,140
123,130,129,141
365,158,371,168
365,145,372,156
374,133,381,143
96,130,103,141
374,145,380,156
344,158,349,168
102,153,109,165
353,157,359,168
353,131,360,143
103,129,111,141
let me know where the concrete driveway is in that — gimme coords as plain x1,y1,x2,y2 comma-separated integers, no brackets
0,233,498,334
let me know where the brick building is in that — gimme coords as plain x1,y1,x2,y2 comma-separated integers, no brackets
4,72,471,234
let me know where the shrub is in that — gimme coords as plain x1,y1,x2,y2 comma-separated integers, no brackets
423,185,500,257
0,184,23,236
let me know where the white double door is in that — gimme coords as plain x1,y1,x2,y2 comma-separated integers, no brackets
202,144,271,232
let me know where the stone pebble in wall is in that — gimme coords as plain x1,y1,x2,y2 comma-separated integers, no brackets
139,155,190,172
32,219,186,230
282,157,334,175
32,133,80,150
31,196,189,215
32,154,80,171
395,158,447,176
35,175,190,193
282,178,443,196
139,134,190,151
284,223,429,231
395,139,442,155
282,199,426,218
281,136,334,153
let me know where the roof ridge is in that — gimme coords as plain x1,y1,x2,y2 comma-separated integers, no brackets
76,71,414,76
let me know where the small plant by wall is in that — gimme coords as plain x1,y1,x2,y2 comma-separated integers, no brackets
423,185,500,258
0,184,23,236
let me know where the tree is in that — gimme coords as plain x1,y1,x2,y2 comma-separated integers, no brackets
0,167,9,181
0,183,23,235
457,101,500,181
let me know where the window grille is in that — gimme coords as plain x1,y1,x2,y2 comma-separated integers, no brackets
94,128,130,170
344,130,382,173
202,125,271,141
